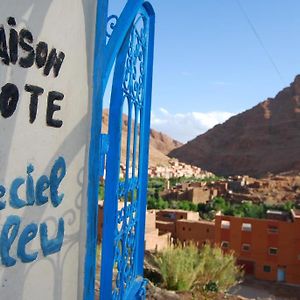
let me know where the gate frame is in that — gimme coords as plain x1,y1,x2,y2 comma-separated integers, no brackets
83,1,155,299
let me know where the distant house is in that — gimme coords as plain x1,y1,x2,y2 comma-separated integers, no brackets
162,184,218,204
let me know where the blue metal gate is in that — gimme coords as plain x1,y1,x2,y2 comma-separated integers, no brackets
84,1,155,299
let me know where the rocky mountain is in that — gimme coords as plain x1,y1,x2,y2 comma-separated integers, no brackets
169,75,300,177
102,109,182,166
149,129,182,155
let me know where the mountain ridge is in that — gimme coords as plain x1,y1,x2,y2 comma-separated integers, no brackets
169,75,300,177
102,109,182,166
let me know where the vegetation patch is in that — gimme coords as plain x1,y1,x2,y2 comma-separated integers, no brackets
153,244,243,297
199,197,295,220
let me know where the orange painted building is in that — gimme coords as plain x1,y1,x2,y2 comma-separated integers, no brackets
215,209,300,284
98,204,300,285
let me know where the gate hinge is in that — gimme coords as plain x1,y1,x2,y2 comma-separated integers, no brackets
99,133,109,177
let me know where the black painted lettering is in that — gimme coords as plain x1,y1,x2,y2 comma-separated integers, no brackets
46,91,64,128
35,42,48,69
7,17,16,26
8,17,18,64
19,29,35,68
0,83,19,118
0,26,9,65
43,48,65,77
25,84,44,123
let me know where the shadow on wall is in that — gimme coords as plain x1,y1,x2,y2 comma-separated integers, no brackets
0,0,95,299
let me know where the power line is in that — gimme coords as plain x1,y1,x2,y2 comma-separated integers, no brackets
235,0,285,84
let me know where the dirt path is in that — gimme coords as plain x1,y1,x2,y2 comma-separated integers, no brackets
229,278,300,300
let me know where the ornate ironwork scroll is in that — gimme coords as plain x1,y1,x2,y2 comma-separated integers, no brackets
106,15,119,37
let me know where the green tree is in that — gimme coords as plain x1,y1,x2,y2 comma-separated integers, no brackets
147,197,156,209
281,201,294,212
212,197,228,211
178,200,191,211
98,184,104,200
169,200,179,209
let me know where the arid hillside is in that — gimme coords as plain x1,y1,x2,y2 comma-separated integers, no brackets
170,75,300,177
102,109,182,166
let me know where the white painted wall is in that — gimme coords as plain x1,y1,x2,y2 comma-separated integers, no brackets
0,1,97,299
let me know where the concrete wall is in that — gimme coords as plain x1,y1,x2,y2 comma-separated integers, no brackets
0,1,97,299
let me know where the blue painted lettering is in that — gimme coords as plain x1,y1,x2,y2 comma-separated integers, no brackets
17,223,38,263
50,157,66,208
0,157,67,267
2,157,67,210
0,215,21,267
40,218,64,256
0,185,6,210
9,178,26,208
35,175,50,206
26,164,35,206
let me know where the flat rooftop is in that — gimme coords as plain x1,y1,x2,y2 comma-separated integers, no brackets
292,209,300,218
157,209,189,213
176,219,214,225
156,220,174,225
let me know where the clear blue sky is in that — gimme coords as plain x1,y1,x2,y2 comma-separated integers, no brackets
109,1,300,142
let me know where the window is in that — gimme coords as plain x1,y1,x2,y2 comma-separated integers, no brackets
242,244,251,252
188,227,191,232
182,227,185,231
221,241,229,249
268,225,278,234
242,223,252,232
206,228,210,233
263,265,271,273
221,220,230,229
163,213,175,220
269,247,278,255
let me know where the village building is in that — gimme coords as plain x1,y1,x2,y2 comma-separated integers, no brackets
97,203,171,252
215,209,300,284
155,209,199,238
148,207,300,286
161,183,218,204
147,159,214,179
175,219,215,247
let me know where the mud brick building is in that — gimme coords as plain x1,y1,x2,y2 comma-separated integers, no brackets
153,208,300,285
99,203,300,285
155,209,199,238
175,219,215,247
98,203,170,251
215,209,300,284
